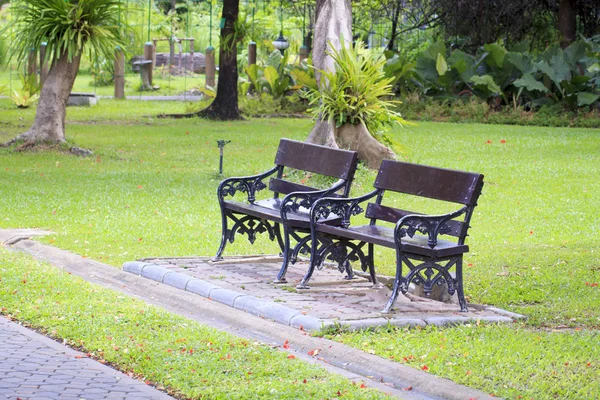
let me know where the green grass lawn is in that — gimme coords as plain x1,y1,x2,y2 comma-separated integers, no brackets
1,98,599,398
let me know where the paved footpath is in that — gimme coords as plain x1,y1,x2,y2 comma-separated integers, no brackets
0,317,173,400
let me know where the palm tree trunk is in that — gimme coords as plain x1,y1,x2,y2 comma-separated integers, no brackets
16,52,81,143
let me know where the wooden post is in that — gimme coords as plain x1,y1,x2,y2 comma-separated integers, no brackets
114,47,125,99
169,37,175,72
178,40,183,71
152,39,158,67
205,46,216,88
39,43,49,87
143,42,154,87
299,45,309,63
189,39,195,72
248,41,257,66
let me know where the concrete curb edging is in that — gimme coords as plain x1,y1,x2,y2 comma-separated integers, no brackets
123,260,524,333
123,261,328,331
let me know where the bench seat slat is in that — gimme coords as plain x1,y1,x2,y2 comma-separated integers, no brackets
223,199,342,229
315,224,469,258
365,203,464,237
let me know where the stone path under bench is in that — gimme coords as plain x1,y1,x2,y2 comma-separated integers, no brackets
124,256,524,332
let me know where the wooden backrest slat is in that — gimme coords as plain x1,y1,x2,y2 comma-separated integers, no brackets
269,178,317,196
269,178,343,198
365,203,464,237
274,139,358,180
374,160,484,205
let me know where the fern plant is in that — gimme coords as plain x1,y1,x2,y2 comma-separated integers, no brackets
304,41,406,136
10,73,39,108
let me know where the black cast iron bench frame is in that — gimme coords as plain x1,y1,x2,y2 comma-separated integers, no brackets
304,159,484,313
213,139,359,282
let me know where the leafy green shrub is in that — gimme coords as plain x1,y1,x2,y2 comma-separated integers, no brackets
303,41,405,135
88,57,115,87
397,97,600,128
404,38,600,111
239,93,309,116
10,73,39,108
243,51,315,100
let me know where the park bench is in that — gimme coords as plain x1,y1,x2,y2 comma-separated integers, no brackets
213,139,359,282
304,159,484,313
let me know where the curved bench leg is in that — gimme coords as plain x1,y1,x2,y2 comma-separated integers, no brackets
212,209,229,262
455,258,468,312
273,223,285,255
367,243,378,286
382,248,405,313
274,225,292,284
297,230,321,289
341,244,356,280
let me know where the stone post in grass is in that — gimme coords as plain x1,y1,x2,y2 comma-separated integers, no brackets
143,42,154,87
114,46,125,99
205,46,216,89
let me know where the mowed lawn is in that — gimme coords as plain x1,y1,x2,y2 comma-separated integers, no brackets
1,98,599,398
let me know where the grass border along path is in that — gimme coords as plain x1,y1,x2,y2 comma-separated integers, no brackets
0,247,393,400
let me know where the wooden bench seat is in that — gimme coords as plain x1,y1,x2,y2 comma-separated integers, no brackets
213,139,358,282
303,159,484,313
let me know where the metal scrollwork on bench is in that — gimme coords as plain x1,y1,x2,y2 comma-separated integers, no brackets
400,257,459,298
316,240,369,276
396,208,467,249
219,177,268,204
217,166,278,204
280,178,349,218
227,214,277,245
312,199,364,229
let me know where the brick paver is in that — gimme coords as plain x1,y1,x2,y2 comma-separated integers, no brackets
133,256,523,329
0,317,173,400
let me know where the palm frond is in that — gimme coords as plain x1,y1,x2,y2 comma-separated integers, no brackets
3,0,127,66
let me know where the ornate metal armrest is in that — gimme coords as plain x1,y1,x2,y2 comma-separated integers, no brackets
309,190,380,228
394,208,467,249
279,179,348,220
216,166,279,204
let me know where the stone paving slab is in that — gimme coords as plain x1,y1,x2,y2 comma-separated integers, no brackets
124,256,525,332
0,317,173,400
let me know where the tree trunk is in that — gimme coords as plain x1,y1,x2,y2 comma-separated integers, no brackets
387,0,402,51
558,0,577,48
12,53,81,143
306,0,353,146
197,0,241,120
306,0,396,169
336,123,395,169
